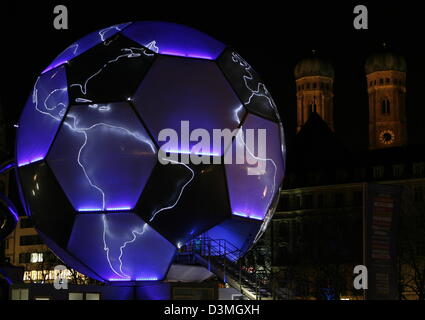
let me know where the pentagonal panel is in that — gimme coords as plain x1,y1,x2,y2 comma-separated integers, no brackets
224,113,285,221
203,217,263,258
122,21,225,59
47,102,157,212
18,161,75,248
218,49,280,122
133,56,244,156
136,158,231,247
67,213,176,281
16,66,68,167
42,22,132,73
66,34,156,103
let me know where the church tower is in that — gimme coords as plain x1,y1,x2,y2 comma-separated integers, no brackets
294,56,335,132
365,51,407,149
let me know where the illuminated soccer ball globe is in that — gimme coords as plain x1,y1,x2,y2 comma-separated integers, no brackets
15,21,285,282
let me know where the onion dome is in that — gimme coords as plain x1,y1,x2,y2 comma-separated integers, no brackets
295,57,334,79
365,51,406,74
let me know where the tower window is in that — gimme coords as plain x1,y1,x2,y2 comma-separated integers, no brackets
306,83,310,89
312,83,317,89
309,103,317,114
386,78,390,84
382,99,391,114
369,81,373,87
393,164,405,177
380,79,384,84
373,166,384,179
320,82,324,89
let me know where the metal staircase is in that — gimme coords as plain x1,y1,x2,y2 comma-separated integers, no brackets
177,236,284,300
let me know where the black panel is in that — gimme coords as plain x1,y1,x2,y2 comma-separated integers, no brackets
217,48,280,123
0,197,17,241
18,161,76,249
67,33,156,103
136,158,231,246
204,216,262,254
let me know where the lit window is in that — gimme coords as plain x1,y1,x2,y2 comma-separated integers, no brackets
86,293,100,300
30,252,43,263
69,293,84,300
11,289,29,300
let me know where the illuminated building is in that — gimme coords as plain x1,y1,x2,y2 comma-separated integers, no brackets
269,51,424,299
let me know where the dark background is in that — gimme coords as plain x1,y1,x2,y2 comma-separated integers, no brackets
1,1,424,155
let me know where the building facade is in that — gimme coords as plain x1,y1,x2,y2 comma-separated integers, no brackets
270,50,425,299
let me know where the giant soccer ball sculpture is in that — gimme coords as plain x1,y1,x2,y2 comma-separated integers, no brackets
15,21,285,282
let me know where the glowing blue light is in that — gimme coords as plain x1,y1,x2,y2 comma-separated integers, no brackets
108,277,158,282
0,163,15,174
18,156,44,167
160,51,214,60
78,208,103,212
232,211,263,221
8,206,19,222
77,207,132,212
107,207,132,211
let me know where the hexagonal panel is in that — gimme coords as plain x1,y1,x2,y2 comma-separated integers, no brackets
47,102,157,212
133,56,244,156
218,49,280,122
136,159,231,247
67,33,156,103
224,113,285,221
122,21,225,59
42,22,132,73
67,213,176,281
16,66,68,167
18,161,76,248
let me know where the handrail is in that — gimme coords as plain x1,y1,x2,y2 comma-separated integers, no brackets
181,236,281,300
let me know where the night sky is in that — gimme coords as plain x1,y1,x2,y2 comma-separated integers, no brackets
2,1,424,155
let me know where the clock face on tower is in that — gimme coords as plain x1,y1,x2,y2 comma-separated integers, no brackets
379,129,395,145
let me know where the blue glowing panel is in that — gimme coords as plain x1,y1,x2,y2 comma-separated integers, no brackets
47,102,157,212
224,114,285,221
16,66,68,167
133,56,244,156
43,23,132,73
204,217,262,257
122,21,225,60
67,213,176,281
